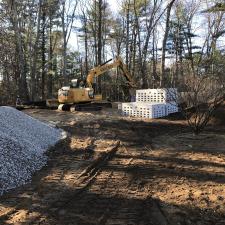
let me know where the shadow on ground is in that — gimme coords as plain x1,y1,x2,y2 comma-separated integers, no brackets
1,110,225,225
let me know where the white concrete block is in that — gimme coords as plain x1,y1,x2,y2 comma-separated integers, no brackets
121,102,167,119
136,88,177,103
165,102,179,115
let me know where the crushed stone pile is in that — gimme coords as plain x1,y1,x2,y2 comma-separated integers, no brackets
0,106,64,195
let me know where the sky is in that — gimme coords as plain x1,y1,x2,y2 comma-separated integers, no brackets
108,0,119,12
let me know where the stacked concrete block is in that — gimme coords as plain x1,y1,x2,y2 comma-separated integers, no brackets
122,102,166,119
136,88,177,103
121,88,178,119
165,102,179,115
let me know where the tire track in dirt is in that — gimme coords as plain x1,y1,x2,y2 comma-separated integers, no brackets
0,140,121,224
54,144,169,225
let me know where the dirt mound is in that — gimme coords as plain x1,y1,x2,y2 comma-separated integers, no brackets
0,106,64,194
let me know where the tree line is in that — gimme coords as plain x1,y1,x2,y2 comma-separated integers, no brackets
0,0,224,105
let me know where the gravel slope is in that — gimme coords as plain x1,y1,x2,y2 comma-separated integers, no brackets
0,106,64,194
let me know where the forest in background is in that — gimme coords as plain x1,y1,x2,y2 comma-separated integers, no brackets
0,0,225,104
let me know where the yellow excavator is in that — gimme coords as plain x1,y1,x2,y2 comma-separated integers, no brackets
57,56,136,111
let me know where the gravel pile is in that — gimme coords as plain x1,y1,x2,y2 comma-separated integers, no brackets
0,106,64,195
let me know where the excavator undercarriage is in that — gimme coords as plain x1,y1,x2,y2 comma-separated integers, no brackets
58,101,112,112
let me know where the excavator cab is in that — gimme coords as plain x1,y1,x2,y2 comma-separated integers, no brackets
70,79,85,88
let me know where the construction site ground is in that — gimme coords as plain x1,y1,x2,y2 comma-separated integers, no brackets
1,105,225,225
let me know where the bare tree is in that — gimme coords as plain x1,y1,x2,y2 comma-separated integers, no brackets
60,0,78,78
160,0,176,87
30,0,42,101
7,0,29,101
178,74,224,135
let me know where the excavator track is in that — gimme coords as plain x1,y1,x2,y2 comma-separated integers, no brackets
70,103,102,112
58,104,72,111
58,102,112,112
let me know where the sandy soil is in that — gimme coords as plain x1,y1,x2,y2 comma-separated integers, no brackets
1,108,225,225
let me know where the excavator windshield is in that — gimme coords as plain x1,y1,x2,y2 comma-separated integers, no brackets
70,79,85,88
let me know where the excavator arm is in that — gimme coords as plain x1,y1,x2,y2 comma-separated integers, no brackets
86,56,136,88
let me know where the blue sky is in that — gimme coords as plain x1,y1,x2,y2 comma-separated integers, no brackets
108,0,120,12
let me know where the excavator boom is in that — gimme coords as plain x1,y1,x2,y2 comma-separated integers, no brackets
86,56,136,88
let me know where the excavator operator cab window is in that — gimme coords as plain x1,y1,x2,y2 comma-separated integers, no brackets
70,79,85,88
70,79,79,88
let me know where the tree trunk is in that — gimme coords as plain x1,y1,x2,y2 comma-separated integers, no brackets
41,3,46,100
152,27,157,88
160,0,176,88
97,0,102,93
126,0,130,67
47,15,53,98
131,21,137,78
62,1,67,80
83,13,88,77
8,0,29,101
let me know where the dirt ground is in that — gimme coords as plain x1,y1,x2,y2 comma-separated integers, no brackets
1,106,225,225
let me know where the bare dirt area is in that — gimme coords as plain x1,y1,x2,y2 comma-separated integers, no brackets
1,107,225,225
